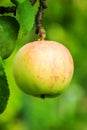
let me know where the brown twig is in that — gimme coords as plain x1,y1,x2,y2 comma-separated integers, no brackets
0,0,36,16
0,6,16,16
35,0,48,40
30,0,37,5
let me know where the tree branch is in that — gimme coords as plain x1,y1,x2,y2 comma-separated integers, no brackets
30,0,37,5
35,0,48,40
0,6,16,16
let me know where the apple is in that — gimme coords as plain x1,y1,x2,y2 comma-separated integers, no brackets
13,40,74,98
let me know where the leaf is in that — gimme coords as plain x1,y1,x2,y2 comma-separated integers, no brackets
16,0,35,39
0,16,19,59
0,56,9,114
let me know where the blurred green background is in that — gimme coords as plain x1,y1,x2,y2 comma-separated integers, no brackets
0,0,87,130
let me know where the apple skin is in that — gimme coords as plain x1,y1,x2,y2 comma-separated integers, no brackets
13,40,74,98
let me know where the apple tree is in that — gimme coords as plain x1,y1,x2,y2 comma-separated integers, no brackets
0,0,74,114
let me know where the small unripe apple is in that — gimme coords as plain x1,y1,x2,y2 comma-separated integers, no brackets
13,40,74,98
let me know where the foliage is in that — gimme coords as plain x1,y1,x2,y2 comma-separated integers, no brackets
0,0,34,115
0,56,9,114
0,0,87,130
0,16,19,59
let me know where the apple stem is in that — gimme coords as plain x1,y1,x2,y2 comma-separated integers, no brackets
35,0,48,40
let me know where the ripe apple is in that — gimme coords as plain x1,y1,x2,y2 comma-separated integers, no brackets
13,40,74,98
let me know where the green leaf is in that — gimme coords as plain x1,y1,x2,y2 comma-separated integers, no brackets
16,0,35,39
0,16,19,59
0,56,9,114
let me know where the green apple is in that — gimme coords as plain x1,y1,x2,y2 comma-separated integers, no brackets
13,40,74,98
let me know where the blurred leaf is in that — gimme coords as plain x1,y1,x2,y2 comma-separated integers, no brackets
0,56,9,114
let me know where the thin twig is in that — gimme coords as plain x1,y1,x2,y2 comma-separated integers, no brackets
30,0,37,5
0,6,16,16
35,0,48,40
